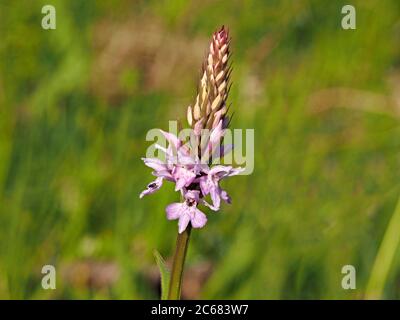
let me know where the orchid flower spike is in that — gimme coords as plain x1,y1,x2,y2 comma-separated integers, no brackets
140,26,243,233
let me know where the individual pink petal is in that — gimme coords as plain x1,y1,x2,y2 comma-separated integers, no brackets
204,123,225,161
220,189,232,204
178,144,191,158
153,170,174,181
173,167,196,191
209,165,244,179
191,208,207,229
178,214,191,233
154,144,169,155
142,157,167,172
176,153,197,167
201,198,219,211
210,186,221,209
199,176,213,196
209,165,232,176
160,130,181,150
166,203,184,220
175,180,185,191
209,120,225,147
226,167,245,177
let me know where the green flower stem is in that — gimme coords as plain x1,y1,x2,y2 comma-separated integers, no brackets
168,225,192,300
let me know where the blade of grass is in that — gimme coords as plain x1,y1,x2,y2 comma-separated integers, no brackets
366,196,400,299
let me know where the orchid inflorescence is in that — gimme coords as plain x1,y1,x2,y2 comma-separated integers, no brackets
140,26,243,234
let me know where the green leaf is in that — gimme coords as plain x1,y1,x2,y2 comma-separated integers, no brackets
153,249,171,300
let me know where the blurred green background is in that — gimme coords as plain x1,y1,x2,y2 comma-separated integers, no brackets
1,0,400,299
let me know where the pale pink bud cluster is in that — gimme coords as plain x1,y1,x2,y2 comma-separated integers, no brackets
187,26,232,131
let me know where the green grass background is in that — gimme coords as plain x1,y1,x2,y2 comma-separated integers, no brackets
0,0,400,299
